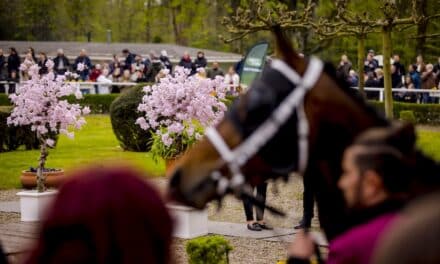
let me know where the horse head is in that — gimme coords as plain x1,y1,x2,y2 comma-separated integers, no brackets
167,28,437,239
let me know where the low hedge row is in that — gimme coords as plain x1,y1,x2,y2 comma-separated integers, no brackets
369,101,440,124
2,92,440,124
0,93,120,114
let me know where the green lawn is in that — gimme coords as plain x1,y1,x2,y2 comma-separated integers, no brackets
1,115,440,190
0,115,164,189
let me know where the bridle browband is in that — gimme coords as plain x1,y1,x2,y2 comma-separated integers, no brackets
205,56,324,198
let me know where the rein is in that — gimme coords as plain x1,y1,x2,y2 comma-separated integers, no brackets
205,57,324,201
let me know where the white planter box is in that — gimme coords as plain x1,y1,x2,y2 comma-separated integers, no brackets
167,204,208,239
17,190,58,222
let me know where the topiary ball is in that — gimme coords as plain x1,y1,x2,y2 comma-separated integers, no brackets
110,85,152,152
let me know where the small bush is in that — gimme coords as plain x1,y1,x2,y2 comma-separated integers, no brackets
186,235,233,264
399,110,416,123
110,85,152,151
0,106,58,152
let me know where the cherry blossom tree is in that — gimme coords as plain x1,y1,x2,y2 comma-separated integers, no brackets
136,67,228,160
7,60,90,192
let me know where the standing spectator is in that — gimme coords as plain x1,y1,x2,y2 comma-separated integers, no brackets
392,54,405,80
416,54,425,73
193,51,207,70
28,47,37,63
145,55,164,83
375,68,385,87
408,64,421,89
421,64,437,103
364,49,379,74
242,182,273,231
53,49,70,75
89,64,102,82
391,65,402,88
97,68,113,94
0,49,5,93
159,50,173,73
109,54,120,74
337,54,352,81
122,49,136,70
74,49,92,81
234,55,245,76
401,75,417,103
348,70,359,87
207,62,224,79
434,56,440,74
0,48,5,79
224,66,240,92
37,52,49,75
178,51,194,72
7,47,20,79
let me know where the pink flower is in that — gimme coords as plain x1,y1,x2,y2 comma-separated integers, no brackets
161,133,173,147
46,139,55,147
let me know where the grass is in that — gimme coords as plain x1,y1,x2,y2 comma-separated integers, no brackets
0,115,164,189
416,129,440,161
1,115,440,190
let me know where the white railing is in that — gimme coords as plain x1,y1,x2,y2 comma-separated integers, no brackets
2,81,438,103
0,81,138,95
351,87,440,102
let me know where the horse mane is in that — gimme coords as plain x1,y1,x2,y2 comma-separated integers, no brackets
322,61,389,126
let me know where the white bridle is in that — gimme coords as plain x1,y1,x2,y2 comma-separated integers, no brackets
205,57,324,196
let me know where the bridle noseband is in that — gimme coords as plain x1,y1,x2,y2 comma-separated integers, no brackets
205,57,324,198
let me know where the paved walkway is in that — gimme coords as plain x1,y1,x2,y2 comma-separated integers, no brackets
0,201,327,258
0,202,19,213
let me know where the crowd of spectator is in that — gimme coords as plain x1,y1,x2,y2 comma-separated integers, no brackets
337,50,440,104
0,46,240,94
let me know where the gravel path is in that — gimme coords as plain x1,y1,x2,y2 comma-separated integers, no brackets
0,175,316,263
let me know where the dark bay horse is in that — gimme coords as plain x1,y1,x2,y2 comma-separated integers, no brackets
168,29,439,240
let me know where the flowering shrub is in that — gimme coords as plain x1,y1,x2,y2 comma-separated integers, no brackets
7,60,90,192
136,67,228,160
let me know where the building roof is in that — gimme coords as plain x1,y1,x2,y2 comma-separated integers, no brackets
0,41,242,63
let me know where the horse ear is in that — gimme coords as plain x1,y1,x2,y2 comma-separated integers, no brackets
271,25,297,63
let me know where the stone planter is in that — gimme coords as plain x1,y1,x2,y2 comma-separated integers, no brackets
167,204,208,239
20,169,65,189
16,190,58,222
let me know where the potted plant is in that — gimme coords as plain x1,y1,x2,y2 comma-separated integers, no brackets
136,67,228,174
7,59,90,221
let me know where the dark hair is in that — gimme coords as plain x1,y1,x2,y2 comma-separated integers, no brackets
352,123,417,193
9,47,17,54
122,49,129,54
354,147,412,193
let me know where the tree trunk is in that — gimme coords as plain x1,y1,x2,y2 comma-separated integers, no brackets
36,134,48,193
357,35,366,97
415,0,428,56
382,25,394,119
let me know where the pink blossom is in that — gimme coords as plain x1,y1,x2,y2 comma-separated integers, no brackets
46,139,55,147
7,59,89,149
161,133,173,147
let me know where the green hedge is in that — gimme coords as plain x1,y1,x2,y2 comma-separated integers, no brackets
369,101,440,124
66,94,120,114
1,93,120,113
0,94,10,106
